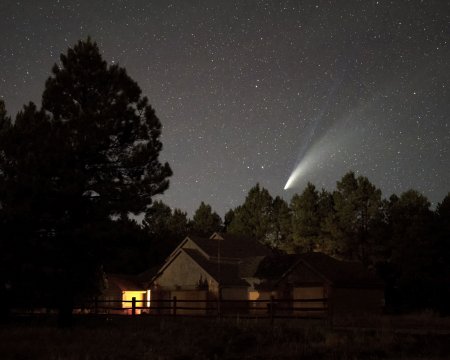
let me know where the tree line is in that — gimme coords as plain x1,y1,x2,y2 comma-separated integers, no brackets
139,175,450,313
0,38,448,322
189,176,449,313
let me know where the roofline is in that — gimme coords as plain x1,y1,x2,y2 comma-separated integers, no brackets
274,256,331,287
150,237,192,284
165,236,190,261
152,248,249,288
298,257,334,284
151,248,221,287
274,254,383,288
151,249,183,285
181,249,221,285
209,232,223,240
182,248,249,287
186,236,214,259
165,235,212,262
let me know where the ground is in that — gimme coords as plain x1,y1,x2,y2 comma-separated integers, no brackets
1,315,450,359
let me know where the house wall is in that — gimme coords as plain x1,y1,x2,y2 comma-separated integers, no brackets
220,287,249,314
293,286,326,316
155,251,218,291
171,289,210,315
221,287,248,300
248,290,272,315
275,262,327,316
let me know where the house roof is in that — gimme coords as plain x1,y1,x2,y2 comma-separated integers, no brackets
255,252,383,289
188,233,272,259
254,254,301,279
297,252,383,287
183,248,249,287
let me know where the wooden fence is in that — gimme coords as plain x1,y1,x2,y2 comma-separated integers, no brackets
9,297,328,321
77,296,329,320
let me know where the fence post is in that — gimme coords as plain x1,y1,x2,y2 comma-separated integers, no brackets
327,298,333,328
132,297,136,317
94,297,98,315
172,296,177,316
270,295,275,326
217,287,222,319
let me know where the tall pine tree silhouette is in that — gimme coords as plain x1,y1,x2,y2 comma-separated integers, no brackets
0,39,172,325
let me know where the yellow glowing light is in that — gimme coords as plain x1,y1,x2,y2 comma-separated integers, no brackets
122,291,146,309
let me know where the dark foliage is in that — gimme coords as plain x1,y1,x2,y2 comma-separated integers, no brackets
225,173,449,313
143,200,190,257
191,201,222,236
0,39,172,321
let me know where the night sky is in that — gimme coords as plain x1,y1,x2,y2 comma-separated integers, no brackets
1,0,449,217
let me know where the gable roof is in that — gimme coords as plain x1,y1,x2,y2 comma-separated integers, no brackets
297,253,383,287
254,254,301,279
182,248,249,287
187,233,272,259
255,252,383,288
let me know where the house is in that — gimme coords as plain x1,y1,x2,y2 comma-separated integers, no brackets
252,252,384,317
149,232,271,314
104,232,384,318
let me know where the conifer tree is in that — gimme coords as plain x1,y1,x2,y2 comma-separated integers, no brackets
385,190,435,309
143,201,190,246
271,196,292,249
191,202,222,236
223,209,235,233
0,39,172,324
228,183,274,245
290,183,321,252
326,172,383,264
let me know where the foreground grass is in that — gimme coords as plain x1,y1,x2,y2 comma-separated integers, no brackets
0,316,449,359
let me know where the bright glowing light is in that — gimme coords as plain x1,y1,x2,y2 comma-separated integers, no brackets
284,127,352,190
284,152,317,189
146,289,151,308
122,291,146,309
284,158,310,189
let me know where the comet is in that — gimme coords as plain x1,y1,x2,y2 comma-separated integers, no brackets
284,149,319,190
283,121,354,190
284,76,345,190
284,156,312,190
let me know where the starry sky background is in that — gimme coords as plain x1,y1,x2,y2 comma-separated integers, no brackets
1,0,449,217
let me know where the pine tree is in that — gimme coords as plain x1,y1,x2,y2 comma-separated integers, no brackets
0,39,172,324
42,38,172,218
191,202,222,236
271,196,292,249
143,201,173,237
223,209,235,233
290,183,321,252
435,193,450,313
327,172,383,264
386,190,435,309
228,183,274,245
143,201,190,243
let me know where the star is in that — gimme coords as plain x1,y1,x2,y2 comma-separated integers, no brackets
0,0,448,216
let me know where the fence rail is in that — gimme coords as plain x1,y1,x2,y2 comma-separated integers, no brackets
11,296,329,321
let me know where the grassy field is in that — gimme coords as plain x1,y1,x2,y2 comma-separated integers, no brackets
1,315,450,359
